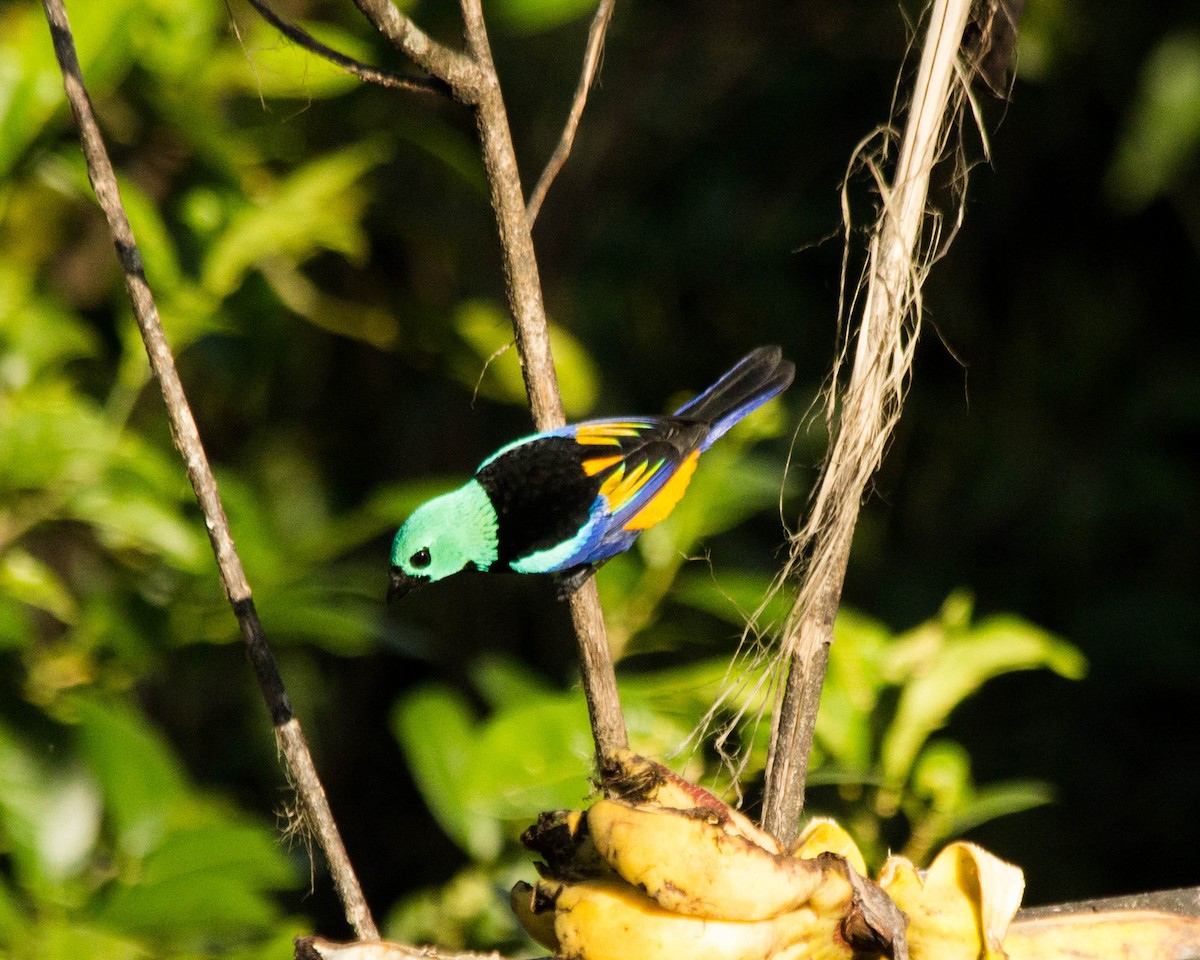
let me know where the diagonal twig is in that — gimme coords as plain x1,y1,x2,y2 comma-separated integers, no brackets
526,0,615,225
244,0,450,96
39,0,378,940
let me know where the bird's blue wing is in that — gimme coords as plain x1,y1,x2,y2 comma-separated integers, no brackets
561,417,709,567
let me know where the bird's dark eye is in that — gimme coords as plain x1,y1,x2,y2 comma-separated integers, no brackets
410,547,432,569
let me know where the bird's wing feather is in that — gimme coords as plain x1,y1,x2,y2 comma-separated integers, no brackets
568,417,709,556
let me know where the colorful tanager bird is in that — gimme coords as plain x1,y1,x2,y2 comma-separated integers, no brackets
388,346,794,601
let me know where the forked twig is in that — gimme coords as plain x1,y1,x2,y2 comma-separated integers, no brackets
260,0,628,773
39,0,378,941
526,0,615,224
349,0,484,101
244,0,450,96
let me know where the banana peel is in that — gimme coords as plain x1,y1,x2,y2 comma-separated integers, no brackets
513,753,1200,960
511,879,560,952
600,748,783,854
517,752,905,960
1005,908,1200,959
792,817,870,878
535,876,853,960
586,798,827,921
878,842,1023,960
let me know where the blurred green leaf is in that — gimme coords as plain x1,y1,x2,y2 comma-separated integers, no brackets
0,265,98,387
259,259,399,348
944,780,1054,838
1107,31,1200,212
387,864,527,954
202,142,387,297
0,382,119,494
69,482,205,572
880,594,1086,791
15,922,151,960
96,819,294,939
253,578,380,655
673,569,790,628
0,548,78,624
95,872,279,939
0,877,25,945
203,20,367,99
392,684,501,861
0,595,32,650
453,299,600,417
470,656,553,710
901,740,1053,862
397,117,488,193
909,739,972,812
72,697,186,856
815,609,892,773
0,720,57,888
137,820,292,888
463,698,594,820
491,0,598,34
0,0,139,177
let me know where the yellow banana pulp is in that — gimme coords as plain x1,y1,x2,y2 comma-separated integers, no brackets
541,878,852,960
587,798,831,921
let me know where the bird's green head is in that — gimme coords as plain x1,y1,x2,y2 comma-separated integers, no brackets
388,481,499,602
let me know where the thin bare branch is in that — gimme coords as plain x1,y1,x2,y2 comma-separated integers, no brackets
458,0,628,760
244,0,449,96
349,0,485,101
761,0,977,843
39,0,378,940
526,0,615,224
296,935,516,960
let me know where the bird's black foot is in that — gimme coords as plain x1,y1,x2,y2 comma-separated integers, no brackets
552,564,599,599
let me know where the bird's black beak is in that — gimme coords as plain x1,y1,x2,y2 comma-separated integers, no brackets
388,566,428,604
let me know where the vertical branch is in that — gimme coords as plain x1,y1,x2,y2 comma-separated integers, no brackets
761,0,976,843
459,0,629,760
40,0,378,940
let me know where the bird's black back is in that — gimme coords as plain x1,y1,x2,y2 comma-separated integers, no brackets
476,436,601,567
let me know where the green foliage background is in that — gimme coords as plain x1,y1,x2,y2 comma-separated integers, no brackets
2,0,1199,954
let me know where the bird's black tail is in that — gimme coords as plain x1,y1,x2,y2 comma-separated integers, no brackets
673,346,795,448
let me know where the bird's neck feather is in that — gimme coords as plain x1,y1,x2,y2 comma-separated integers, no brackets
447,480,500,570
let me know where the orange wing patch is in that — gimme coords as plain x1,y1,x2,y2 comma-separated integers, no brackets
575,421,649,446
624,450,700,530
582,454,624,477
598,458,667,513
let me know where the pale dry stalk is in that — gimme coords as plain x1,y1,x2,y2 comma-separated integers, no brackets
762,0,976,842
